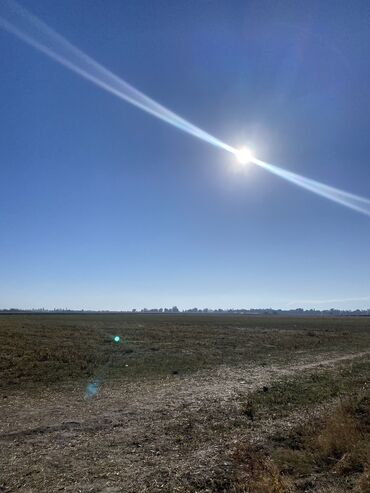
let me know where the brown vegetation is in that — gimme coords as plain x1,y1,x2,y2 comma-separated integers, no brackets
0,314,369,492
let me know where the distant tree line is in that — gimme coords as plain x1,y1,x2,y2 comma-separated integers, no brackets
1,307,370,316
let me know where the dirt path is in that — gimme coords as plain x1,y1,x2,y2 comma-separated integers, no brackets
1,350,369,492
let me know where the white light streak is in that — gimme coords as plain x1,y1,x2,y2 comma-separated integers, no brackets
0,0,234,154
252,158,370,217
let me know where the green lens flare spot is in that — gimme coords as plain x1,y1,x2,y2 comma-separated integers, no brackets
114,336,121,343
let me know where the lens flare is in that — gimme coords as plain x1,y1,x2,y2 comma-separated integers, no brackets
85,378,101,400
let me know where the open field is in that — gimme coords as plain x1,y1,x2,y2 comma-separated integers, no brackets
0,314,369,492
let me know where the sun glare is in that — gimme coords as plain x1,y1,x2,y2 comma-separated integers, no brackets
236,147,253,165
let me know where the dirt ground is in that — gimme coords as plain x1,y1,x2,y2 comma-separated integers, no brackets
1,344,369,492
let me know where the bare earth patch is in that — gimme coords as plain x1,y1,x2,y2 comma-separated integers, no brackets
1,348,369,492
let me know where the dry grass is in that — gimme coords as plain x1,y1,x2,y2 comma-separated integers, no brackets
229,444,295,493
198,391,370,492
242,359,370,419
1,313,369,390
0,314,369,492
270,391,370,491
187,378,370,492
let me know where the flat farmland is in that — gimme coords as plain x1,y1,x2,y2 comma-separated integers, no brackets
0,314,369,492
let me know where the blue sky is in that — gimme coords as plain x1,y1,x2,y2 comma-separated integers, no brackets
1,0,370,310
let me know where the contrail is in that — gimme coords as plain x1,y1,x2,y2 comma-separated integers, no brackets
1,0,370,217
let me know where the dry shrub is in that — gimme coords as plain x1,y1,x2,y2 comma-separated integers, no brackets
211,393,369,492
265,391,370,493
313,409,360,463
229,443,295,493
273,447,313,476
310,393,370,477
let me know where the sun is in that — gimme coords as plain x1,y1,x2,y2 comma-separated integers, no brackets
235,147,254,165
